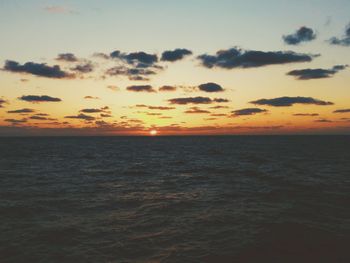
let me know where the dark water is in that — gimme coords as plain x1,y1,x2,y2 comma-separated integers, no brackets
0,136,349,263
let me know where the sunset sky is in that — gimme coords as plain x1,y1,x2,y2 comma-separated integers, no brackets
1,0,350,135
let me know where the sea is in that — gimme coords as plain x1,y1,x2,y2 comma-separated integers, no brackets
0,136,349,263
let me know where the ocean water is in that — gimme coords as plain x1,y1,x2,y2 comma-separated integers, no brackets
0,136,349,263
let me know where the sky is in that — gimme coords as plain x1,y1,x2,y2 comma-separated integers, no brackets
0,0,350,136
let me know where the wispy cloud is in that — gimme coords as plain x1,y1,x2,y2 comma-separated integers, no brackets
43,6,78,15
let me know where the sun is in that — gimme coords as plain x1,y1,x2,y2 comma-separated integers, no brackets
150,129,158,136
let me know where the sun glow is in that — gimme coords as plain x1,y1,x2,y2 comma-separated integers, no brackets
150,129,158,136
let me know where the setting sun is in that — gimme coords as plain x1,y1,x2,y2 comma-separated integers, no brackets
150,130,158,136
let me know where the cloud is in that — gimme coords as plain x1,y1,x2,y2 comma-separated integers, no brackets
168,96,229,105
4,118,27,124
80,108,103,113
3,60,74,79
101,113,112,118
213,98,230,103
211,113,227,116
287,65,348,80
19,95,62,103
106,50,163,80
232,108,267,116
106,67,157,81
110,50,158,68
161,48,192,62
145,112,162,116
84,96,100,100
315,119,333,123
64,113,95,121
293,113,319,116
329,23,350,46
197,48,315,69
106,66,156,80
333,109,350,113
93,52,109,59
107,85,119,92
198,82,225,92
135,105,175,110
210,105,229,109
56,53,78,62
184,107,210,114
159,85,177,92
7,108,35,114
71,62,94,73
29,116,56,121
43,6,77,14
0,98,8,108
126,85,156,92
250,96,334,107
283,26,316,45
80,106,110,114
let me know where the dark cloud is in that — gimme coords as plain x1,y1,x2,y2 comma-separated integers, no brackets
56,53,78,62
29,116,56,121
80,108,103,113
169,97,212,105
110,50,158,68
106,66,156,81
287,65,348,80
210,105,229,109
198,82,224,92
329,23,350,46
126,85,156,92
106,50,162,80
4,118,27,124
148,106,175,110
293,113,319,116
71,62,94,73
84,96,100,99
213,98,230,103
100,113,112,118
184,107,210,114
315,119,333,123
159,85,177,92
7,108,35,114
283,26,316,45
64,113,95,121
232,108,267,116
197,48,315,69
19,95,62,103
128,75,149,81
80,107,109,114
146,112,162,116
211,113,227,116
0,98,8,108
250,96,334,107
3,60,74,79
333,109,350,113
135,105,175,110
168,96,229,105
161,48,192,62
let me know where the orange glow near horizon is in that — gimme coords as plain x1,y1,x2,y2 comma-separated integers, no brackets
150,129,158,136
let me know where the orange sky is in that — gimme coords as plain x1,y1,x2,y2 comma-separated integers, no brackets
0,1,349,135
